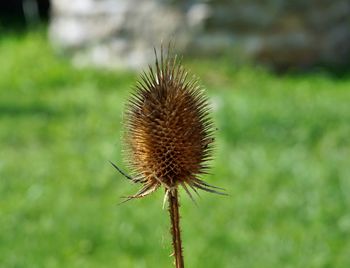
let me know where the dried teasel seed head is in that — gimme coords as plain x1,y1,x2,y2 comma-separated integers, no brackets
120,48,226,202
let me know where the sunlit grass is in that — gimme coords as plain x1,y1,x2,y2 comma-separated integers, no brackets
1,30,350,268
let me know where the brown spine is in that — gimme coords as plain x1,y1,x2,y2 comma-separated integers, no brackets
168,188,184,268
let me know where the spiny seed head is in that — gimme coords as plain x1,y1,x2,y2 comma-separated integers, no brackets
121,48,225,201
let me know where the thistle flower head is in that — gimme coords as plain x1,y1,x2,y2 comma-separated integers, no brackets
117,48,225,202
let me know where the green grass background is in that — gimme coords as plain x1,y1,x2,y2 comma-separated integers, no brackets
1,30,350,268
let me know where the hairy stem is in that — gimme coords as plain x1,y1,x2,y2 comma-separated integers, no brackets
168,188,184,268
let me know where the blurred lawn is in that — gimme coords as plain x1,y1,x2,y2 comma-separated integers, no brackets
1,30,350,268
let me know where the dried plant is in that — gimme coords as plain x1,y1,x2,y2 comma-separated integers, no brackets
111,47,226,268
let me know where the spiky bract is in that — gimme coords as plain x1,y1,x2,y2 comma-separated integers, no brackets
122,50,224,201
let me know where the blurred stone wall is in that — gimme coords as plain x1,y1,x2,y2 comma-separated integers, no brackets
49,0,350,69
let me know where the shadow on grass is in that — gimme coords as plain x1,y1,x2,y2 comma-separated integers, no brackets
267,62,350,79
0,103,85,118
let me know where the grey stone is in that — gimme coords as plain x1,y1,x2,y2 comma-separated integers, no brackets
49,0,350,69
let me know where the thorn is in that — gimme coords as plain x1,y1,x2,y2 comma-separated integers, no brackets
109,161,133,180
163,189,170,210
193,182,229,196
117,197,133,205
194,178,226,191
181,182,198,207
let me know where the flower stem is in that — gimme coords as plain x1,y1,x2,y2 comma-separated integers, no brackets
168,188,184,268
